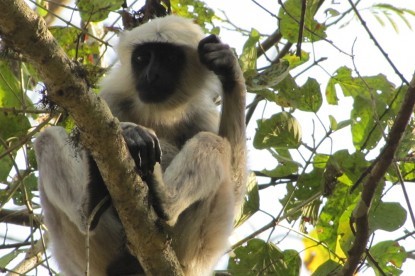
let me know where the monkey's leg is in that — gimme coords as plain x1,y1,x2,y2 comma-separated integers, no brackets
148,132,236,274
35,126,90,231
150,131,232,225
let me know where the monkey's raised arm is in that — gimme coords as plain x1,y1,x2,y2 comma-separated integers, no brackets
198,35,247,202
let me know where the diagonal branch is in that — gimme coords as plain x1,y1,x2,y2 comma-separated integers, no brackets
341,74,415,275
0,0,182,274
347,0,409,85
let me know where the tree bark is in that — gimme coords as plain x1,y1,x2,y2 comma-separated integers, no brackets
0,1,183,274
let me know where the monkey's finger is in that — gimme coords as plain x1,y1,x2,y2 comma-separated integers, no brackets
122,130,145,170
198,35,222,65
153,137,162,164
141,129,161,169
200,42,230,54
134,128,157,173
198,34,221,48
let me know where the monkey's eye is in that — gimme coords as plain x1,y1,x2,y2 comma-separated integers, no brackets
135,53,150,65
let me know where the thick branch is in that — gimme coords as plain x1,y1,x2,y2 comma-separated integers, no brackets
7,239,45,276
0,209,41,228
341,75,415,275
0,1,182,274
256,29,282,58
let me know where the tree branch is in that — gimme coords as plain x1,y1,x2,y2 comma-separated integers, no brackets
0,1,182,274
7,239,45,276
341,74,415,275
256,29,282,58
0,209,41,228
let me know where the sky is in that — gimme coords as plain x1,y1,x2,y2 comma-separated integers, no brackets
204,0,415,274
3,0,415,274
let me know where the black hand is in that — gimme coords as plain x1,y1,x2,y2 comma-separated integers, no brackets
198,34,239,90
121,123,161,179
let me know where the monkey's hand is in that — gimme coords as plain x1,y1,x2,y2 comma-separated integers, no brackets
121,122,161,179
198,34,243,91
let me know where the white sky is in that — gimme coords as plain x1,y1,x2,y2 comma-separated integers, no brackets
3,1,415,275
205,1,415,275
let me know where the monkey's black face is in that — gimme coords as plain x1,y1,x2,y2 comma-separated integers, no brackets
131,43,186,103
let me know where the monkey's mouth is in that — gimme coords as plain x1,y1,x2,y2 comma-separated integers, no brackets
136,84,175,103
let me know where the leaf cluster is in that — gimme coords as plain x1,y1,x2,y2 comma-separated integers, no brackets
0,0,414,275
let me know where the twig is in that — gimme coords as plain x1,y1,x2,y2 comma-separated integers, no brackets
346,0,409,85
296,0,306,57
0,209,41,228
28,0,111,47
245,42,292,126
232,192,322,249
251,0,279,19
393,163,415,227
395,230,415,242
7,239,45,276
256,30,282,58
0,119,52,160
0,107,49,114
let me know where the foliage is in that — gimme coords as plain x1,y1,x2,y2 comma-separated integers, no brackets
0,0,414,275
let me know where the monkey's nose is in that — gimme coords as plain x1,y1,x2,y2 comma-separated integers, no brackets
145,69,159,83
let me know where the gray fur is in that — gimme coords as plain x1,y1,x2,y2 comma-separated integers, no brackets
35,15,246,276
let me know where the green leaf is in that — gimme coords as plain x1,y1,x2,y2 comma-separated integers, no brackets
324,8,341,18
234,173,259,227
337,119,352,131
369,240,406,275
0,61,22,107
312,259,342,276
27,148,38,171
0,146,13,182
171,0,216,32
351,96,382,150
338,205,355,255
279,0,327,43
254,112,302,149
325,77,338,105
274,75,323,112
77,0,124,22
13,172,38,206
326,67,396,150
246,60,290,91
282,50,310,69
0,114,31,141
313,154,330,169
0,63,31,140
228,239,301,275
329,116,351,131
261,149,300,178
371,4,415,31
298,78,323,112
316,180,359,251
50,27,102,64
326,66,394,102
36,0,49,17
280,169,323,222
0,249,23,267
328,115,337,130
369,202,407,232
240,29,260,73
331,150,369,186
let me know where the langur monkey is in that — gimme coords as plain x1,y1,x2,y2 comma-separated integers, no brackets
35,15,247,275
